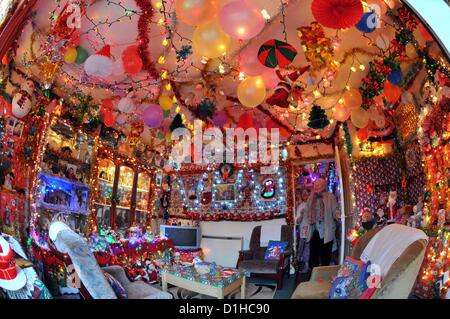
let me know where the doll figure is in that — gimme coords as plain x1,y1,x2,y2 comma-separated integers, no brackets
386,190,398,224
3,172,14,191
375,208,386,227
437,206,446,228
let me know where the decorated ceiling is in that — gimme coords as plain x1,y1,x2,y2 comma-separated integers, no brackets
1,0,443,157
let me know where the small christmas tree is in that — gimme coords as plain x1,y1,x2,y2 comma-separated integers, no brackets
169,113,185,132
308,104,329,129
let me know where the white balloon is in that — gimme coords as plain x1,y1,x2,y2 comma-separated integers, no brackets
84,55,113,77
117,96,135,113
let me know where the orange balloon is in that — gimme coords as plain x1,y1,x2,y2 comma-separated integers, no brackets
383,81,401,103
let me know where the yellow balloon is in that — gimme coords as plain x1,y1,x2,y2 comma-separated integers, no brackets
176,0,219,26
342,88,362,111
237,76,266,108
159,95,173,111
192,21,231,59
64,47,78,64
351,107,369,128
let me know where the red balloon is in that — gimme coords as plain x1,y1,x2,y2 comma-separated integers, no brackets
384,81,401,103
356,126,369,141
103,111,115,127
122,46,143,75
101,99,113,112
237,113,254,129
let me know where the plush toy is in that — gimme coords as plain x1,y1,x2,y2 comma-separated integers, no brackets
3,171,14,191
12,80,35,118
265,66,310,108
360,208,375,230
408,196,423,228
386,190,398,224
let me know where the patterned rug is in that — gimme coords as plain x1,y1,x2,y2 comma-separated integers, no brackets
168,283,277,299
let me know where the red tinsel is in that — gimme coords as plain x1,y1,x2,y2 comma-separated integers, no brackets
134,0,158,79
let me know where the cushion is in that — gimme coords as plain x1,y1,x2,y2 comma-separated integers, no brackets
103,272,128,299
329,256,372,299
264,240,287,260
238,259,279,274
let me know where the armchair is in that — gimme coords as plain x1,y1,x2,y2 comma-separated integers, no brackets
292,226,428,299
237,225,293,289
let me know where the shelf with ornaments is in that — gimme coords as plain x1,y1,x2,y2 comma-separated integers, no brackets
92,143,156,234
32,117,97,237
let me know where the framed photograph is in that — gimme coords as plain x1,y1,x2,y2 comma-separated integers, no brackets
5,117,24,137
215,183,236,202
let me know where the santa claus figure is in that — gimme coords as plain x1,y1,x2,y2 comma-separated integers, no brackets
266,66,310,108
386,190,398,224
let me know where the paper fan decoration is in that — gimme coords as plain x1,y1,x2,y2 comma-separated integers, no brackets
311,0,364,30
258,39,298,69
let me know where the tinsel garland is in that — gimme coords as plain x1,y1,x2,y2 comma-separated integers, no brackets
135,0,158,79
343,121,353,156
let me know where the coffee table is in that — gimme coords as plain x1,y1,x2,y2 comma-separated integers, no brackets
161,264,246,299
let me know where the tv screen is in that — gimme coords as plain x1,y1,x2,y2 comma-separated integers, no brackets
160,225,201,249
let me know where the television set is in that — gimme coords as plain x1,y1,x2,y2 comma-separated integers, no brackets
160,225,202,250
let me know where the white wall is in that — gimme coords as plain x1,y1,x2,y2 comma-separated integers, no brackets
200,219,287,267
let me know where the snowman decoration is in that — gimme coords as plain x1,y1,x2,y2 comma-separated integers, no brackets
12,80,35,118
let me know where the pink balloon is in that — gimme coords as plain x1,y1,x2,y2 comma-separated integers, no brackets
142,104,163,128
241,47,267,76
261,68,280,89
212,111,228,127
219,0,265,40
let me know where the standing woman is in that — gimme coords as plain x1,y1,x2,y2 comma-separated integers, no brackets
302,178,341,269
295,189,311,272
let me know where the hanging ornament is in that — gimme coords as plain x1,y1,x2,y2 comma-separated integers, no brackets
219,0,265,40
122,45,143,75
311,0,364,30
237,76,266,108
192,21,231,59
308,105,330,129
11,80,35,118
297,22,337,71
196,99,216,121
266,66,310,108
257,39,297,69
355,10,378,33
84,45,113,78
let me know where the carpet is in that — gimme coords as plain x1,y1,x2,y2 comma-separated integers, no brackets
168,283,277,299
